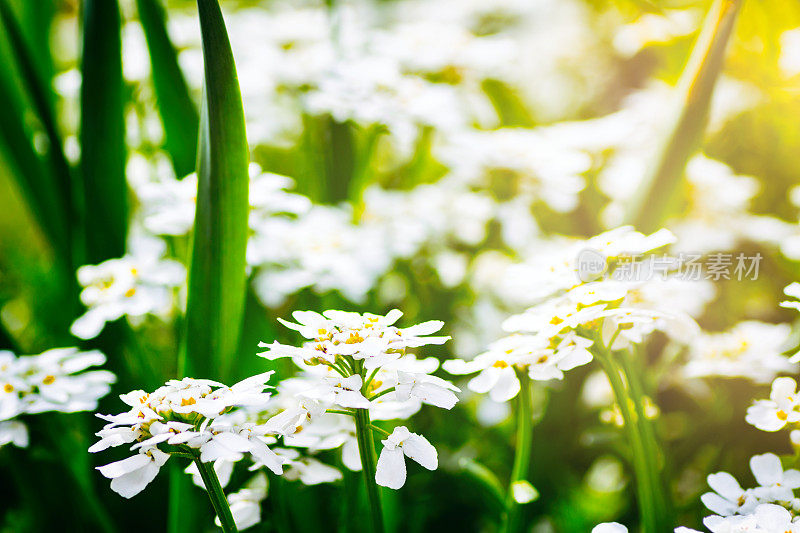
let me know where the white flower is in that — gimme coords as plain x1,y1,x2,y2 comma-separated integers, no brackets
684,321,796,383
0,420,28,448
278,449,343,485
302,375,371,409
701,472,758,516
443,331,593,401
395,371,460,409
92,373,282,498
97,448,171,499
749,453,800,503
0,347,114,432
258,309,448,368
746,377,800,432
216,472,269,531
71,234,185,339
592,523,627,533
375,426,437,490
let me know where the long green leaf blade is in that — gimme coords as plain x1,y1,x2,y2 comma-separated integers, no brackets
0,74,67,258
80,0,128,263
0,0,78,269
624,0,742,232
182,0,250,380
136,0,200,178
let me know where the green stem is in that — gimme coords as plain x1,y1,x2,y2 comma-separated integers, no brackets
351,358,384,533
369,424,391,437
327,409,356,417
368,387,395,402
354,407,385,533
193,456,239,533
500,371,533,533
592,333,667,533
618,347,671,524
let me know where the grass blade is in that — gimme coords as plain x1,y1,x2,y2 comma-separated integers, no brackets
0,75,68,259
80,0,128,263
0,0,78,270
624,0,742,232
136,0,200,178
182,0,250,380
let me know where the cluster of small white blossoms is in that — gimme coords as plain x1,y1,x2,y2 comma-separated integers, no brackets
258,309,458,489
71,233,185,340
594,453,800,532
745,284,800,436
594,282,800,532
1,348,115,448
684,321,797,384
444,227,698,401
90,373,287,499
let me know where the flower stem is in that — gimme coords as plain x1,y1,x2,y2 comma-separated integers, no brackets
593,334,669,533
192,456,239,533
354,407,385,533
500,371,533,533
352,358,385,533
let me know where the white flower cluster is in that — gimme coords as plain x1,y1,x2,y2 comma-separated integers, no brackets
71,234,185,340
90,373,285,499
596,282,800,532
444,227,698,401
684,321,797,384
258,309,458,489
1,347,115,448
672,453,800,532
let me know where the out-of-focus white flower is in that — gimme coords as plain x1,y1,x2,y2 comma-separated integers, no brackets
780,28,800,78
249,205,393,306
684,321,796,383
91,373,285,498
217,472,269,531
0,348,114,449
436,128,591,213
277,448,343,485
0,420,28,448
71,234,185,339
375,426,437,489
612,9,700,57
592,523,627,533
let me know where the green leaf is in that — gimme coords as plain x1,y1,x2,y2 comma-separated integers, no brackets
0,0,78,270
182,0,250,381
458,457,506,515
624,0,742,232
0,74,68,260
80,0,128,263
136,0,200,178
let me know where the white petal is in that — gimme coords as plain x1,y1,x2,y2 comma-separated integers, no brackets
97,454,151,479
750,453,783,487
489,367,521,402
706,472,743,501
375,447,406,490
401,433,437,471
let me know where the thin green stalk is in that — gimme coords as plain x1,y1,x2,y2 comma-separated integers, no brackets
353,358,385,533
368,387,395,402
326,409,356,417
618,347,671,523
500,371,533,533
369,424,391,437
193,456,239,533
592,332,668,533
354,407,385,533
